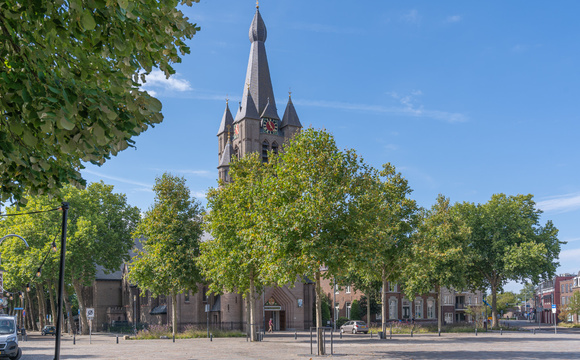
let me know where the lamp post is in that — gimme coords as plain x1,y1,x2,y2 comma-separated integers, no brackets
54,202,69,360
133,295,137,336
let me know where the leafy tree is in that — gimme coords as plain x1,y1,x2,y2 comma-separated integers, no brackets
128,173,203,338
486,291,518,317
350,300,362,320
403,195,470,333
351,163,417,334
518,282,536,303
559,292,580,323
264,129,373,355
457,194,562,327
359,294,381,323
0,0,200,205
199,153,273,341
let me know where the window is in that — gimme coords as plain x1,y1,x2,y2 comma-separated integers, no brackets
184,292,190,303
389,283,397,292
346,302,352,319
402,299,410,319
335,284,339,294
271,142,278,155
561,285,564,293
415,299,423,319
334,302,339,321
262,141,269,163
445,312,453,324
234,145,239,159
346,285,351,294
474,297,478,305
389,299,398,319
427,300,435,319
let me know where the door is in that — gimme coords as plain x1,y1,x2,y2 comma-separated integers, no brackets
280,311,286,331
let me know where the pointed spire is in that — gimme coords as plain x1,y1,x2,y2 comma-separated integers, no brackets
219,136,234,167
235,84,260,122
281,94,302,128
243,7,279,120
217,100,234,136
260,97,279,120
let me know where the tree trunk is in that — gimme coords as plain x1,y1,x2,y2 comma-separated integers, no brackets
25,290,38,331
171,293,177,337
381,267,387,334
245,293,251,338
36,282,46,329
436,285,442,334
366,293,371,327
315,271,324,355
48,281,57,325
72,278,89,335
491,284,498,328
63,287,73,334
249,273,257,341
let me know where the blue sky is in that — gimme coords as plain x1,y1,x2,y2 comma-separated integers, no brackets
81,1,580,293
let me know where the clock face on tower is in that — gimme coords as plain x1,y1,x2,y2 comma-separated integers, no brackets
261,118,278,135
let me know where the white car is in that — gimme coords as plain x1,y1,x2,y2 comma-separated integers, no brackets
0,315,21,359
340,320,369,334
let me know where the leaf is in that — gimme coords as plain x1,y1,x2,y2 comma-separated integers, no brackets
57,116,76,130
81,10,96,31
117,0,129,9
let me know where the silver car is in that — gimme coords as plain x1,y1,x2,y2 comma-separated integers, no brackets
340,320,368,334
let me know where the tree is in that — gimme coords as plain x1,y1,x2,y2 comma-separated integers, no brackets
518,282,536,303
559,292,580,323
457,194,562,328
128,173,203,338
0,0,200,205
0,182,139,334
350,300,362,320
199,153,273,341
264,129,373,355
403,195,470,333
352,163,417,335
486,291,518,317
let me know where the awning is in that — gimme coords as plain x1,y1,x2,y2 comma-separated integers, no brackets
150,305,167,315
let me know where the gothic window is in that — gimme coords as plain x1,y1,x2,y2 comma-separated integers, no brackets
262,141,269,163
184,291,190,303
272,142,279,155
234,145,239,159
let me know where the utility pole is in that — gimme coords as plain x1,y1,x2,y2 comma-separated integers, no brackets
54,202,69,360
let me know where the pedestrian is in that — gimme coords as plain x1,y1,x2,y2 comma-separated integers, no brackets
268,318,273,333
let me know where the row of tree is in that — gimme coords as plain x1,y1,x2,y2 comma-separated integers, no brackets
0,182,140,334
194,128,561,354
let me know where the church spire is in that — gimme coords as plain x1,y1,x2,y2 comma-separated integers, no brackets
243,7,280,120
281,93,302,129
217,99,234,135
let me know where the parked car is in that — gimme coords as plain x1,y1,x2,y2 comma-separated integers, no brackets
0,314,21,359
41,326,56,336
340,320,368,334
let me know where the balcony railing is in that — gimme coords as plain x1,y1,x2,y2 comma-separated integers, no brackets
455,303,466,310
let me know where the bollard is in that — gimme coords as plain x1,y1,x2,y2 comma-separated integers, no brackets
73,333,76,345
295,331,297,340
533,329,535,335
475,328,478,336
500,328,503,335
116,335,119,344
411,329,413,337
370,331,372,339
340,331,342,339
210,333,213,342
390,323,393,340
438,329,441,337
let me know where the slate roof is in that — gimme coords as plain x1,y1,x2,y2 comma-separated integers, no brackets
218,139,234,167
234,88,260,122
241,8,279,120
260,97,279,120
217,102,234,135
281,95,301,128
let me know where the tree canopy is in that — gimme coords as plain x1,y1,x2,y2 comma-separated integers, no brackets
0,0,200,205
457,193,561,327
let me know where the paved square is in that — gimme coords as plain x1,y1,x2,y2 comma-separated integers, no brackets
19,329,580,359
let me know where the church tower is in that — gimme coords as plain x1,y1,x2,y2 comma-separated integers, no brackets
218,5,302,179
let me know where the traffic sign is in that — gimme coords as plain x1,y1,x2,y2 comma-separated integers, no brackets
551,304,556,313
14,307,23,310
86,308,95,319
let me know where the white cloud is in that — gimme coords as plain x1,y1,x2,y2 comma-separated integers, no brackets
446,15,462,23
401,9,421,24
141,69,192,93
151,168,213,178
558,247,580,261
536,193,580,213
82,169,153,191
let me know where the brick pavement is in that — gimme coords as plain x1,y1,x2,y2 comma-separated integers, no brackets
18,329,580,359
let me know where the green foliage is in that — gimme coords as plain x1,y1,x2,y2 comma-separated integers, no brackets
316,292,332,325
128,173,203,297
486,292,518,315
350,300,362,320
336,317,349,328
559,292,580,322
457,194,561,327
403,195,470,300
359,294,381,318
0,0,200,205
518,282,536,302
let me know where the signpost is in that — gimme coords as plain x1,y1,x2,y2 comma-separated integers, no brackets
87,308,95,344
552,304,556,334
